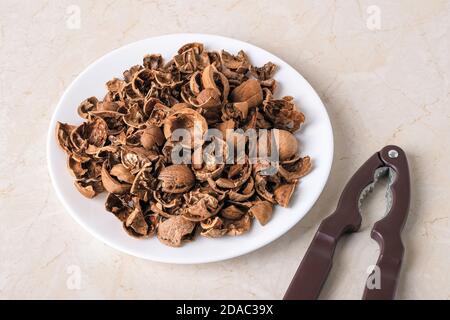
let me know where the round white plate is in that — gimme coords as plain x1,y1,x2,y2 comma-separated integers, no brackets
47,33,333,264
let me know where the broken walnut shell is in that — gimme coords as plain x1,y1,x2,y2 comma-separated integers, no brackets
274,183,297,208
110,164,135,184
124,201,151,238
140,125,165,150
163,108,208,149
221,204,245,220
74,179,104,199
158,165,195,194
230,79,263,108
201,64,230,102
55,122,77,154
249,201,273,226
101,161,131,194
157,215,196,247
189,88,221,109
272,129,299,161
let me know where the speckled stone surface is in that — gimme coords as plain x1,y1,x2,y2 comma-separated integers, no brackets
0,0,449,299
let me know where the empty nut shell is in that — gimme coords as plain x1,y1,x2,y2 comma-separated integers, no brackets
163,108,208,149
158,165,195,193
140,125,165,150
249,201,273,226
273,129,299,161
230,79,263,108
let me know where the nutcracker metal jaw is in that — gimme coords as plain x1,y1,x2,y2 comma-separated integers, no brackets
284,145,411,300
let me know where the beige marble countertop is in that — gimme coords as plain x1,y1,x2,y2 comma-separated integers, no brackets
1,0,449,299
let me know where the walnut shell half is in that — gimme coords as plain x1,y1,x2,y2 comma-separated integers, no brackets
158,165,195,194
163,108,208,149
249,201,273,226
157,215,196,247
230,79,263,108
101,161,132,194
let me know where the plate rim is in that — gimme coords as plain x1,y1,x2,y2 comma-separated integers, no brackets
47,33,334,264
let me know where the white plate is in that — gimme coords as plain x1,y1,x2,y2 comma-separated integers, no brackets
47,33,333,264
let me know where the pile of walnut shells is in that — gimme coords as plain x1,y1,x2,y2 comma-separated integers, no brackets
56,43,311,247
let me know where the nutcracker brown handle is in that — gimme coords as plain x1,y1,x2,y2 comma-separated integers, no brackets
284,153,384,299
284,145,410,300
283,229,338,300
363,146,410,299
